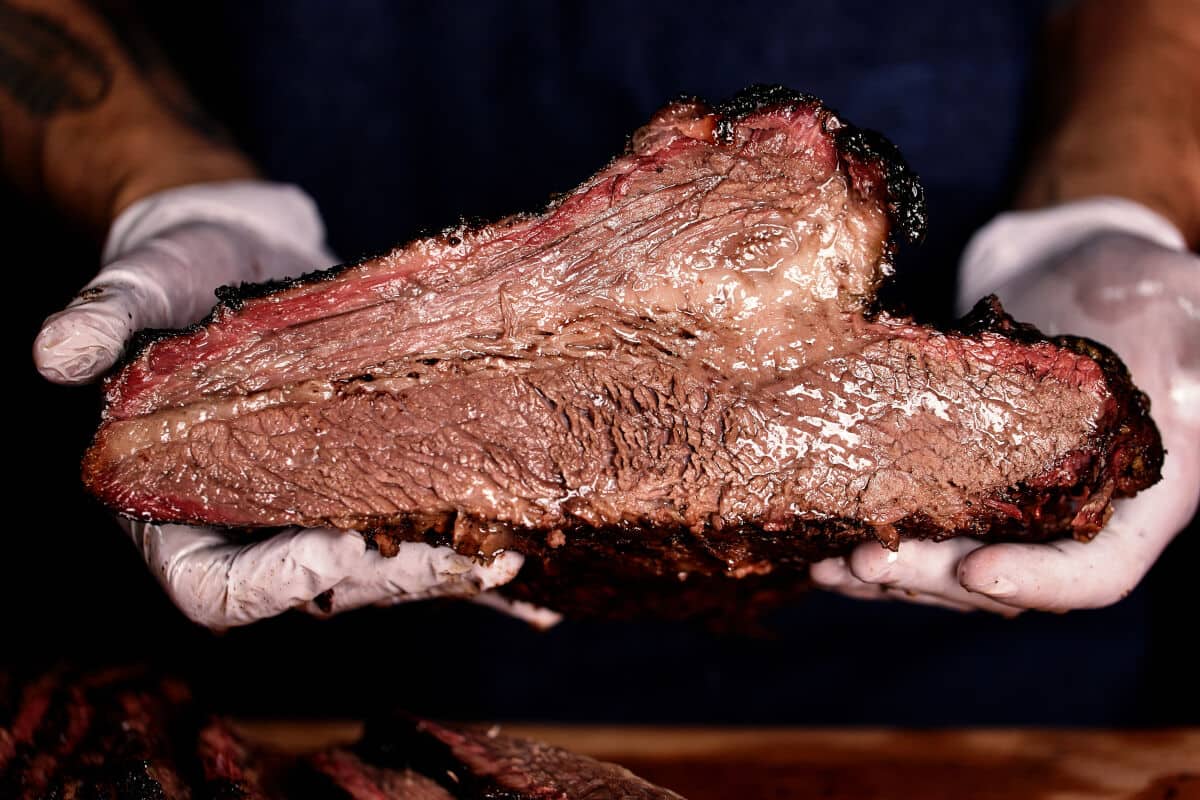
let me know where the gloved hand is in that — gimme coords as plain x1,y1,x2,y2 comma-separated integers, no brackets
34,181,543,628
812,197,1200,614
127,521,526,628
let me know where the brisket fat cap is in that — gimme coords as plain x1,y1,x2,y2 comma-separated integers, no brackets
83,85,1163,603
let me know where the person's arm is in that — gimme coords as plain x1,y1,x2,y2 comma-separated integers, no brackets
812,0,1200,613
1016,0,1200,246
0,0,256,234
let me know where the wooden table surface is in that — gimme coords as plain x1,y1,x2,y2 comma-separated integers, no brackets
235,722,1199,799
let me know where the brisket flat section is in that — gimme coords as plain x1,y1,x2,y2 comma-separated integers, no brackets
82,85,1163,609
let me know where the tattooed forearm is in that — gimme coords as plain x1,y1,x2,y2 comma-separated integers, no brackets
0,0,111,116
0,0,256,233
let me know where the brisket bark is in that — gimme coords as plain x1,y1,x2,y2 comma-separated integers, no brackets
82,85,1162,613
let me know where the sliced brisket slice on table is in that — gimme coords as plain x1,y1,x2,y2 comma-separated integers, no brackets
312,748,456,800
0,668,196,800
6,669,680,799
351,716,685,799
83,85,1163,618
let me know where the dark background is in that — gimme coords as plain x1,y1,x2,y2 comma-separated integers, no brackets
3,1,1197,725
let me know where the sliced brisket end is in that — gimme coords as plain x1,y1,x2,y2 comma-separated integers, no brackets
311,749,455,800
358,716,686,799
82,85,1163,614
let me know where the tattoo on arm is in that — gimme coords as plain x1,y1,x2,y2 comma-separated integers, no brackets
0,0,254,227
0,0,112,116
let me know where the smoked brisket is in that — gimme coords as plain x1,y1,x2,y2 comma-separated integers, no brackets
82,86,1163,615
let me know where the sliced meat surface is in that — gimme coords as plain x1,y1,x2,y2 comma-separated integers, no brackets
82,85,1163,614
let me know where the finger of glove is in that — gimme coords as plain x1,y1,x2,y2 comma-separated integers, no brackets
471,592,564,630
220,528,517,625
301,546,525,616
148,524,341,627
129,524,392,627
34,223,333,384
958,481,1187,612
810,556,975,612
810,557,891,602
845,538,1023,616
958,534,1149,612
128,521,257,628
34,225,257,383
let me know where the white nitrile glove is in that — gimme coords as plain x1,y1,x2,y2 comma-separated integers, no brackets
34,181,335,383
812,197,1200,614
129,521,526,628
34,181,544,628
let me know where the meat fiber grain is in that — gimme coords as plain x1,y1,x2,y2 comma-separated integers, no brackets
83,86,1162,616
